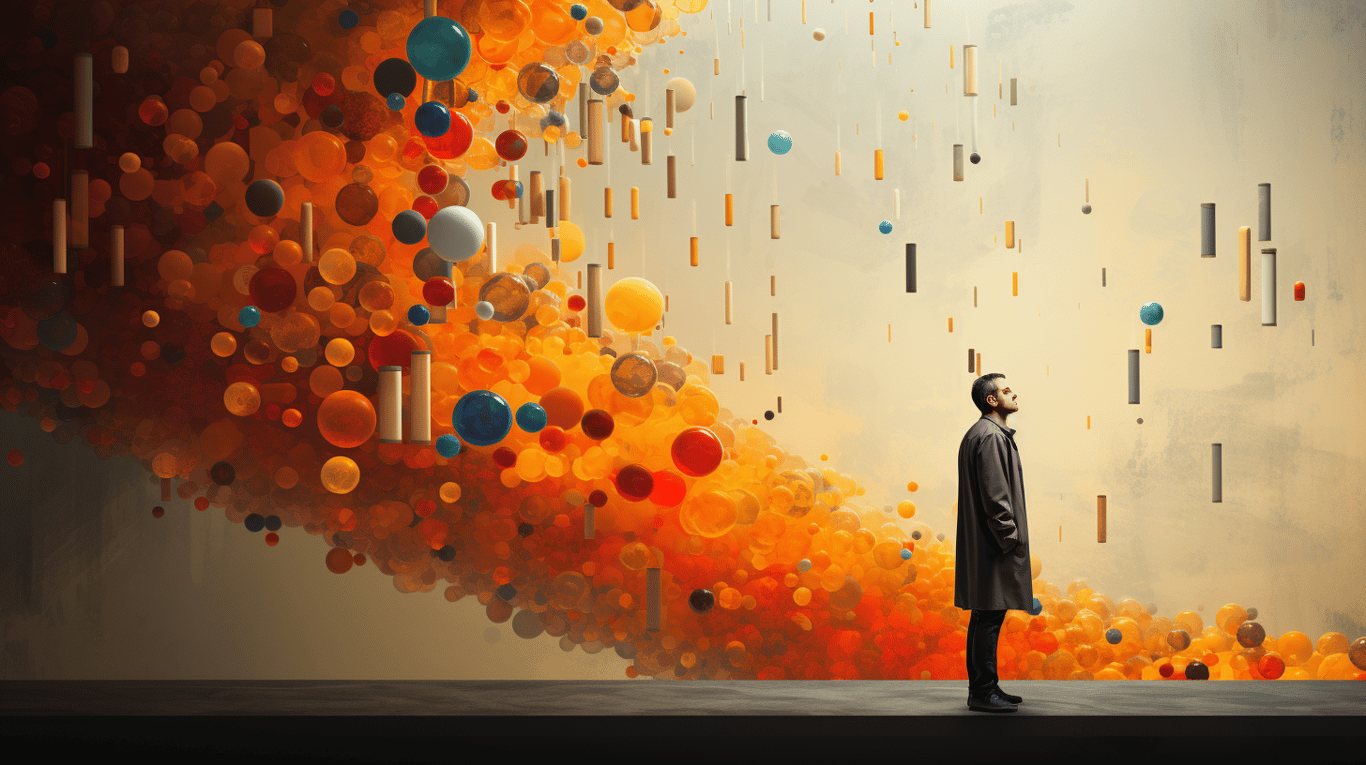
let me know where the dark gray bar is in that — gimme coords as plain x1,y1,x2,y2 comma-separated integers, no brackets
735,95,747,161
1212,443,1222,502
968,348,975,373
545,189,555,227
905,243,916,292
1128,349,1140,404
1258,183,1270,241
1212,324,1222,348
1201,203,1215,257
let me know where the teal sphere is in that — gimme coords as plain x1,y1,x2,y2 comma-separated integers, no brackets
435,434,462,458
1140,301,1164,325
238,305,261,328
406,16,472,82
767,130,792,155
516,402,548,433
879,220,892,234
453,389,512,447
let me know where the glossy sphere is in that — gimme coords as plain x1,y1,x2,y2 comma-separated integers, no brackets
422,277,454,306
613,463,653,501
610,352,657,397
335,182,379,226
244,179,284,217
495,100,511,114
238,305,261,328
427,205,484,262
293,131,348,182
492,447,517,468
316,390,377,449
879,220,893,234
516,402,548,432
538,387,584,430
387,93,405,111
1236,621,1266,648
1140,301,1164,326
453,389,512,446
517,63,560,103
603,277,663,333
320,455,361,494
417,165,449,195
248,267,297,313
580,409,614,440
435,433,462,458
223,382,261,416
495,129,528,160
415,100,452,137
367,329,420,372
407,304,430,325
391,209,428,244
406,16,472,81
681,490,738,538
689,589,715,613
538,426,567,452
767,130,792,155
413,196,440,219
374,58,417,98
671,426,723,476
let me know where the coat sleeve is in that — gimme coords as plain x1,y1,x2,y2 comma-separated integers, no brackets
975,434,1019,555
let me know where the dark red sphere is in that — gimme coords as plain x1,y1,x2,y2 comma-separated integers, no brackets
567,294,586,312
538,426,567,452
413,196,439,220
580,409,614,440
422,277,455,306
248,266,298,313
587,489,607,507
417,164,449,195
367,329,420,372
495,129,528,161
493,446,517,468
613,463,653,501
671,426,723,477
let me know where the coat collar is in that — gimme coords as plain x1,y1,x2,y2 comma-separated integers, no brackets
980,415,1016,438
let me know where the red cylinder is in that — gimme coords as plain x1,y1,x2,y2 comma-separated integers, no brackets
1294,281,1305,301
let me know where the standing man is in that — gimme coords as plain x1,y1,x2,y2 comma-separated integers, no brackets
956,373,1032,713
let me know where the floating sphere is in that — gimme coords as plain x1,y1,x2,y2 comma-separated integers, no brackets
386,93,405,111
613,463,653,501
320,455,361,494
898,110,909,121
1029,596,1043,616
767,130,792,155
210,461,236,485
1167,629,1191,651
1139,301,1164,326
1184,660,1210,680
238,305,261,328
374,58,417,98
539,387,584,430
248,267,297,313
427,205,484,262
584,16,604,35
603,277,663,333
970,152,981,164
391,209,428,245
610,352,657,397
671,426,723,477
244,179,284,217
475,301,495,320
422,277,454,306
477,273,530,321
453,389,512,446
516,402,548,432
495,129,528,161
1082,204,1092,214
518,62,561,102
813,28,826,41
689,589,715,614
1236,620,1266,648
244,513,266,532
335,182,379,226
435,433,462,458
406,16,472,82
415,100,452,137
317,389,377,449
664,77,696,112
417,165,449,195
407,304,430,325
338,9,359,29
588,66,619,96
570,4,588,20
580,409,614,440
1105,628,1122,644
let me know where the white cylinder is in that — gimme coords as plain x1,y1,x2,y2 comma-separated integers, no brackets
74,54,93,148
111,225,124,287
300,202,313,262
378,366,403,443
70,170,88,248
964,45,978,96
1262,248,1277,326
485,221,497,274
53,199,66,274
409,351,432,444
771,312,779,370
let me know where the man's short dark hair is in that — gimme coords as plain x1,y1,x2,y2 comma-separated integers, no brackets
972,373,1006,415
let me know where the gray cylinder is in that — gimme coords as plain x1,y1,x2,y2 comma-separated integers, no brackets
968,347,975,373
1262,248,1276,326
586,263,603,337
1211,324,1222,348
1211,443,1222,502
1258,183,1271,241
953,144,964,181
735,95,747,161
1128,349,1140,404
905,243,916,293
1102,268,1106,287
1010,78,1017,105
545,189,555,227
1201,203,1215,257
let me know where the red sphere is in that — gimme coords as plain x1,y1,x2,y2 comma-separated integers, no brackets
312,72,336,96
613,463,653,501
538,425,567,452
670,426,723,477
495,100,511,114
367,329,420,372
248,266,298,313
648,470,687,506
587,489,607,507
580,409,614,440
495,129,528,161
422,277,455,306
493,446,517,468
567,294,586,312
413,196,439,220
417,164,449,195
423,111,473,159
490,180,508,201
265,532,279,546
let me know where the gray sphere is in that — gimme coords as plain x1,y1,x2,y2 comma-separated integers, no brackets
1082,204,1092,214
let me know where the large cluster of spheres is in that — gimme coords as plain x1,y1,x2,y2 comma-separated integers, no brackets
1,0,1363,682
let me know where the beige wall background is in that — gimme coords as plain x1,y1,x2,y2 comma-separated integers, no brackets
2,0,1364,679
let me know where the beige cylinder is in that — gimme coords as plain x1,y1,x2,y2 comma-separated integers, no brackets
300,202,313,262
1239,226,1251,301
551,237,560,264
558,174,570,220
53,199,66,274
1005,221,1015,249
485,221,497,274
621,113,630,143
529,171,544,219
74,54,92,149
70,170,88,248
771,274,776,296
604,187,613,217
964,45,978,96
725,193,733,226
765,335,773,375
586,263,603,337
378,366,402,443
111,46,129,74
111,225,124,287
1097,495,1106,543
925,0,931,28
667,155,676,198
253,8,273,37
953,144,964,181
409,351,432,444
588,99,604,164
771,312,779,369
641,118,652,164
1010,78,1017,105
725,281,733,324
739,362,745,382
631,187,640,219
771,205,780,239
630,118,639,151
666,89,675,129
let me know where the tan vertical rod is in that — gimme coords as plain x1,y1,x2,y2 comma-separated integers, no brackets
529,171,544,220
301,202,313,262
667,155,677,198
559,174,570,220
52,199,66,273
588,99,604,164
725,281,733,324
641,118,653,164
770,205,779,238
111,225,124,287
409,351,432,444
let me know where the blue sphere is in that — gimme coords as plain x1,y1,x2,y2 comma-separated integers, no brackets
386,93,405,111
392,209,428,245
415,100,451,137
1140,301,1164,326
467,88,478,102
879,220,893,234
406,16,472,82
407,304,431,326
244,513,266,532
767,129,793,155
238,305,261,328
36,311,77,351
453,389,512,446
338,9,359,29
1106,628,1123,644
1028,597,1043,616
435,433,462,458
899,547,912,560
570,4,588,20
516,402,548,433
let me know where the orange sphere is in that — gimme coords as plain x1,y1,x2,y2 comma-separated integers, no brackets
523,355,562,395
325,546,354,573
316,389,377,448
538,386,584,430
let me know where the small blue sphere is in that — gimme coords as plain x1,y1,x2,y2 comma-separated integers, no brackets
338,9,359,29
1106,627,1123,644
516,402,548,433
387,93,405,111
391,209,428,245
467,88,478,102
879,220,893,234
1140,301,1164,326
1028,597,1043,616
797,559,812,572
899,547,913,560
407,304,431,326
453,389,512,446
239,305,261,328
435,433,462,458
415,100,451,137
767,129,793,155
570,3,588,20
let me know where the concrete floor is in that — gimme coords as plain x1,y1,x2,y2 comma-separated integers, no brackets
2,680,1363,762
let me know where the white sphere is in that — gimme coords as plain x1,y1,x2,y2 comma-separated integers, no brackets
813,28,826,41
664,77,696,112
475,301,495,320
427,205,484,263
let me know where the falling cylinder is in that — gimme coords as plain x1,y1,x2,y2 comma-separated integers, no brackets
587,99,604,165
409,351,432,444
1201,203,1215,257
905,243,916,293
1005,221,1015,249
52,199,65,273
1258,183,1271,241
378,366,403,443
641,118,652,164
586,263,603,337
735,95,748,161
964,45,978,96
1238,226,1251,301
667,155,677,198
953,144,964,181
874,149,884,180
301,202,313,262
770,205,780,239
1128,349,1140,404
725,280,733,323
111,225,124,287
1211,324,1222,348
1211,443,1222,503
1262,248,1277,326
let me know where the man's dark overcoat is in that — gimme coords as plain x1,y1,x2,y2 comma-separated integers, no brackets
954,415,1033,610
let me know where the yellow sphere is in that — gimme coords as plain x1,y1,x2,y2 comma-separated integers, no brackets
898,110,910,121
897,499,916,518
318,248,357,285
557,219,586,262
603,277,663,333
223,381,261,416
320,455,361,494
141,310,160,327
210,332,238,357
325,337,356,367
